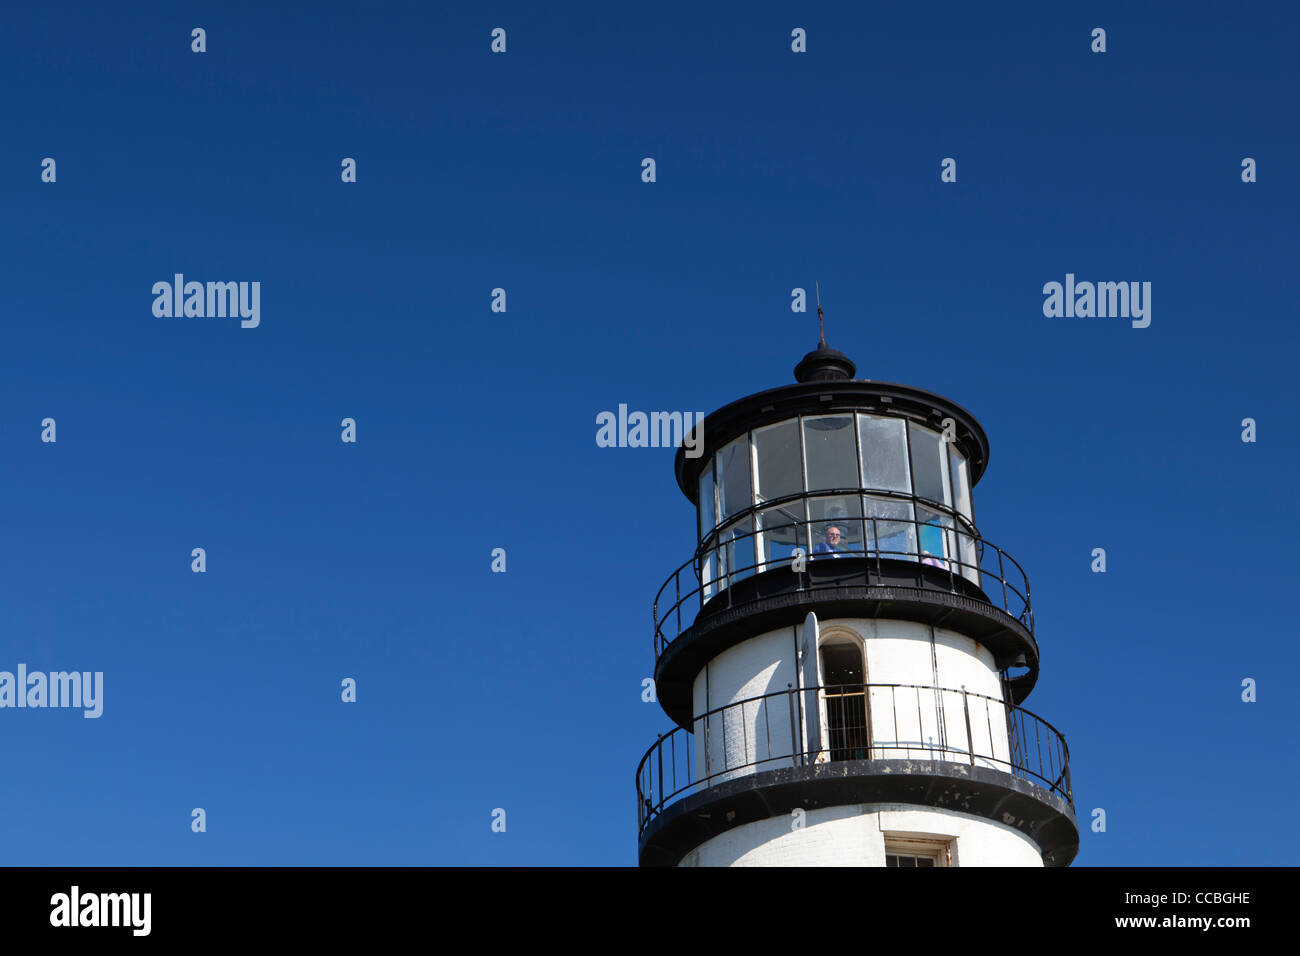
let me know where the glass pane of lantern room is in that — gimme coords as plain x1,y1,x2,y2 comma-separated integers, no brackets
699,532,719,602
863,496,917,560
909,424,951,507
858,415,911,493
953,518,979,587
756,502,806,571
917,505,954,569
949,447,972,520
753,419,801,503
719,516,755,587
716,436,753,522
803,416,858,492
698,462,715,539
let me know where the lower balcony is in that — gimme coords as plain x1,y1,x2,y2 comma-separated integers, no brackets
636,681,1077,866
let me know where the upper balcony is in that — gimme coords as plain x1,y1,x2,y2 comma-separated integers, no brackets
652,502,1041,728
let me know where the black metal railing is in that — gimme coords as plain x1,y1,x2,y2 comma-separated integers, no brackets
653,514,1033,657
635,681,1072,836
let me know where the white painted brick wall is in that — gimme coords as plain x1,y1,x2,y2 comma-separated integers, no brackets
679,804,1044,867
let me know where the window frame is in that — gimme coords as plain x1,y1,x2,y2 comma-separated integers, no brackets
858,412,912,495
716,433,754,524
801,414,861,495
884,834,954,867
697,461,716,540
906,421,953,510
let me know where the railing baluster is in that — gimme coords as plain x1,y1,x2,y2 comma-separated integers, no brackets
1035,719,1044,785
922,685,930,759
670,731,677,800
885,685,895,761
742,700,749,770
984,698,993,766
1047,722,1057,783
873,517,882,579
1025,571,1033,631
962,687,975,765
947,523,957,592
674,570,681,640
787,683,798,769
722,702,728,770
842,690,849,758
703,713,710,780
998,547,1009,615
938,686,950,756
1008,707,1021,772
763,695,771,768
914,512,923,588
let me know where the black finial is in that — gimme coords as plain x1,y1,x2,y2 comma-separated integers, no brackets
816,281,826,347
794,283,855,382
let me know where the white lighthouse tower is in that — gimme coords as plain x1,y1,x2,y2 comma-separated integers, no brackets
636,328,1077,867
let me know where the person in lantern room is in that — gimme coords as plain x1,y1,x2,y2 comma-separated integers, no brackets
812,525,845,559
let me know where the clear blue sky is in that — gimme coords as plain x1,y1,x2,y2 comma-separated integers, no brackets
1,1,1295,865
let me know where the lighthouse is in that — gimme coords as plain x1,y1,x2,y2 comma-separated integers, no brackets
635,327,1077,867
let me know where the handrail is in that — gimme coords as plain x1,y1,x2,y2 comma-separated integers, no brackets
635,681,1072,836
701,485,977,544
653,512,1033,658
